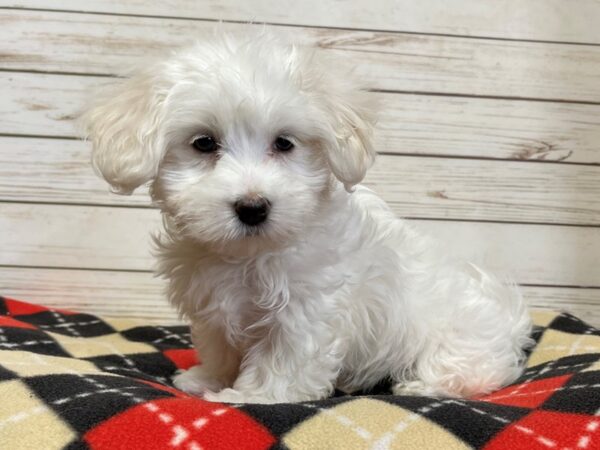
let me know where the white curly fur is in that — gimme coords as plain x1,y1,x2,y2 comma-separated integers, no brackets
82,31,533,404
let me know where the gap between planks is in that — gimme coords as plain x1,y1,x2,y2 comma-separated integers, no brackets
4,67,600,106
1,266,598,325
4,1,600,46
1,137,599,226
4,72,600,165
3,10,600,102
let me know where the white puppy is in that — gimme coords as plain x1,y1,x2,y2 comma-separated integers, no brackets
83,32,532,404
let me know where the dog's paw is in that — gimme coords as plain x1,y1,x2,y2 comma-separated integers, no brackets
203,388,279,404
172,365,225,396
203,388,246,404
392,380,440,397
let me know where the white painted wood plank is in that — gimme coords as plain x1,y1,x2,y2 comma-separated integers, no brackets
4,72,600,164
521,286,600,328
3,10,600,101
0,267,178,322
8,0,600,44
367,156,600,226
1,72,90,137
2,137,599,225
417,221,600,288
0,203,598,286
1,267,598,325
376,94,600,164
0,203,157,271
0,138,144,206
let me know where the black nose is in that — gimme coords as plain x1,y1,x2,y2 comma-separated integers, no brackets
234,198,271,226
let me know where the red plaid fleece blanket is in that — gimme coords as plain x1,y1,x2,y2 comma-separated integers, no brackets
0,296,599,449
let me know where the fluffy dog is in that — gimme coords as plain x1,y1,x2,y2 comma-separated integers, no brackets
82,32,532,404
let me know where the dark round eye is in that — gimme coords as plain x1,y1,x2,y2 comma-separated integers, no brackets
274,136,294,152
192,135,218,153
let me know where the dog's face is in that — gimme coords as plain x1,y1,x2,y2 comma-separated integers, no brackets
82,34,375,253
153,64,336,251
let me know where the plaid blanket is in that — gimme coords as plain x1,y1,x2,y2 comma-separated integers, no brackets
1,296,599,450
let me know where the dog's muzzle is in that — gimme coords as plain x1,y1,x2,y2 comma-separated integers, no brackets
234,197,271,226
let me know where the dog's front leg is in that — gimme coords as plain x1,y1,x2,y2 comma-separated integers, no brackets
172,322,241,396
204,316,342,404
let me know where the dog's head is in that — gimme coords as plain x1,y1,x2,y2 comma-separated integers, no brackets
82,33,376,252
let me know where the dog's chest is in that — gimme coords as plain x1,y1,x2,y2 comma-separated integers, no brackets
207,256,343,346
205,262,286,338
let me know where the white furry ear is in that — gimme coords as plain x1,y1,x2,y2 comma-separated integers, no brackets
80,67,170,194
320,88,377,192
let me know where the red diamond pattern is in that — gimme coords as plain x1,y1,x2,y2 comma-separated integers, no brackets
478,374,573,408
85,397,276,450
5,297,76,316
0,315,38,329
485,410,600,450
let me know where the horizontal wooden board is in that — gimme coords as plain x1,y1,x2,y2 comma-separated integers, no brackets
1,267,598,325
370,156,600,225
3,10,600,102
4,72,600,164
419,221,600,288
0,137,138,206
2,137,599,225
0,203,155,272
7,1,600,45
1,72,91,137
0,202,598,286
522,286,600,327
0,267,178,322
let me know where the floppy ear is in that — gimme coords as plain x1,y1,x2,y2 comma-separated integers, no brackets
320,87,377,192
286,44,376,191
80,67,170,194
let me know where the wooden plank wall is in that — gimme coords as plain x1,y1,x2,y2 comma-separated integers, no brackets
1,2,599,324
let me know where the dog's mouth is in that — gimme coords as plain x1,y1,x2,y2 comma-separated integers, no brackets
204,220,287,258
241,223,265,237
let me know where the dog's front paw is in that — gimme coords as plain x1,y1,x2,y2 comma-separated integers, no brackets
392,380,440,397
172,365,225,396
203,388,246,404
203,388,279,404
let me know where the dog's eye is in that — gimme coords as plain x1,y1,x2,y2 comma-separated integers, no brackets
274,136,294,152
192,135,218,153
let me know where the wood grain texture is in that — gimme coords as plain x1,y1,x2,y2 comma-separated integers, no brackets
1,72,90,137
0,137,139,206
1,3,599,322
2,137,599,225
8,0,600,44
521,286,600,327
1,267,598,325
4,72,600,164
0,267,177,322
0,203,156,271
3,10,600,102
367,156,600,226
1,202,598,287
